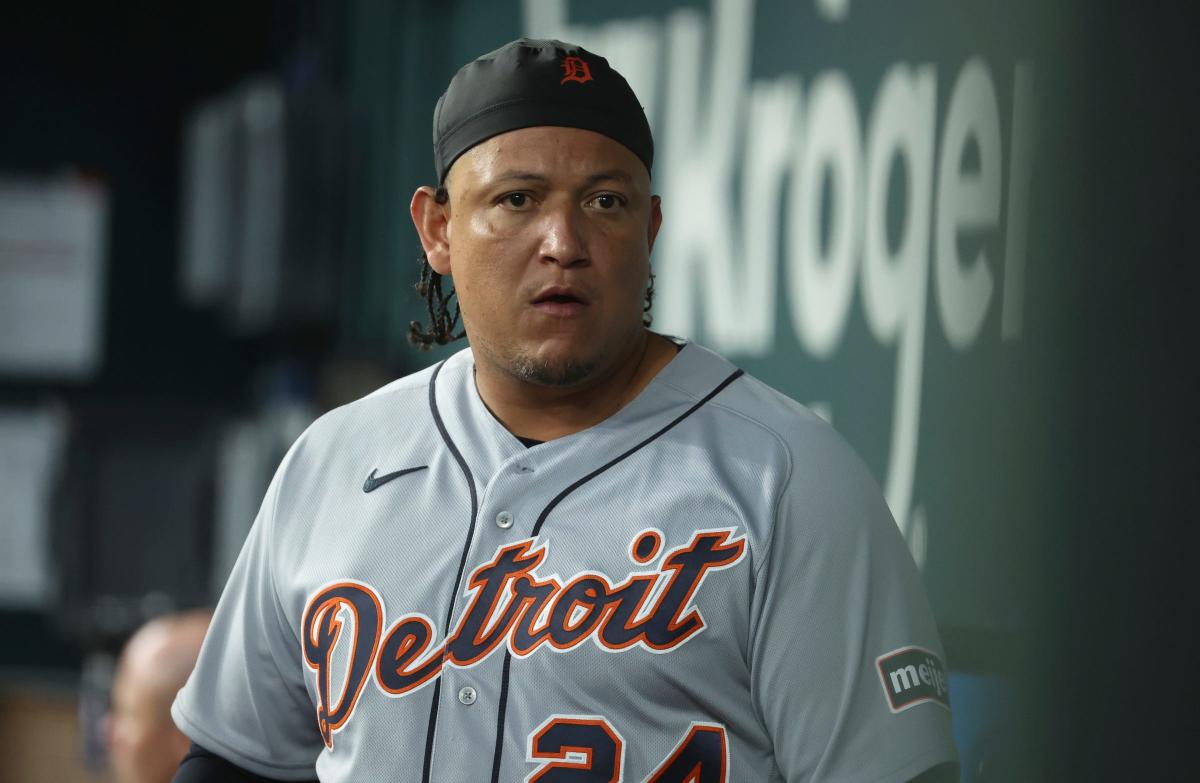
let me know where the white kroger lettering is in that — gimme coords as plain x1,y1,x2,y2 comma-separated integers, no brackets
862,63,937,533
936,57,1001,350
787,71,861,358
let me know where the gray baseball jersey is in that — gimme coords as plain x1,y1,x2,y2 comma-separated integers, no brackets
173,341,957,782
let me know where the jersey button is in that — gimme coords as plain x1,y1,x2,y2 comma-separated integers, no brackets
457,686,477,705
496,511,514,529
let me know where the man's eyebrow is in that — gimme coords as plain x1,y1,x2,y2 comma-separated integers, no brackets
486,169,634,187
582,169,633,187
490,170,549,183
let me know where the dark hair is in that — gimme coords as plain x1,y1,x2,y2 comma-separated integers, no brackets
407,187,656,351
408,188,464,350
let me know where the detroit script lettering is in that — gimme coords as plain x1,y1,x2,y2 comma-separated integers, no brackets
300,529,746,748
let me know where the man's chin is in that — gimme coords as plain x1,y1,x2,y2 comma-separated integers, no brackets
508,352,597,387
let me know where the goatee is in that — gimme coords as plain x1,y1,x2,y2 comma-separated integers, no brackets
510,354,596,387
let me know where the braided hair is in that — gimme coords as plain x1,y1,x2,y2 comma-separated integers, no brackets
407,187,657,350
408,187,464,350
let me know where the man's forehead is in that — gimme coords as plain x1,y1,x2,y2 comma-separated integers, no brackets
447,126,647,189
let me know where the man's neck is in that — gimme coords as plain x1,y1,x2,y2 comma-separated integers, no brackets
473,332,680,442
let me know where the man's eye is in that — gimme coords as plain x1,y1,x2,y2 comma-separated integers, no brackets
501,193,529,208
591,193,622,209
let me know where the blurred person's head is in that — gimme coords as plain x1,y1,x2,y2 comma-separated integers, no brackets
105,609,211,783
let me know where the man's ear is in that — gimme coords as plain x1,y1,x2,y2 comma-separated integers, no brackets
411,186,451,274
647,195,663,253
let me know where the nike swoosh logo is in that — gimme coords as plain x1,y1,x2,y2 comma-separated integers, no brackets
363,465,428,493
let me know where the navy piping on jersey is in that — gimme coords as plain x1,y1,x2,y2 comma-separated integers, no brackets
424,359,481,783
489,367,745,782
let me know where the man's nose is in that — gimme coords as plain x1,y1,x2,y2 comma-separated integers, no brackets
537,202,588,268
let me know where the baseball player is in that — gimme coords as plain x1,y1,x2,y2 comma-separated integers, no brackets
171,39,958,782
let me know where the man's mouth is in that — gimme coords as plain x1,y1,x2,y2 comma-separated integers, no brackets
531,286,589,317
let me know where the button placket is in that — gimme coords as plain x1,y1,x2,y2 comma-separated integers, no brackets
425,428,555,780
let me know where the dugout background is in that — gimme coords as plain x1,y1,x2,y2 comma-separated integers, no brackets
1,1,1197,780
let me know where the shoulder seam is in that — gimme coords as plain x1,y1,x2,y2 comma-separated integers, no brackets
698,398,795,583
695,396,795,722
655,381,798,581
654,377,707,403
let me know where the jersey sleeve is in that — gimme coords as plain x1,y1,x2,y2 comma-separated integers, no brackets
748,422,957,782
171,449,323,780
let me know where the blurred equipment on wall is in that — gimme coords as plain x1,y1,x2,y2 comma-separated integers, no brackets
179,68,350,336
0,176,109,378
49,404,219,648
0,406,68,609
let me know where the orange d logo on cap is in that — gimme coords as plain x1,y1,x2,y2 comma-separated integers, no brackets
560,56,593,85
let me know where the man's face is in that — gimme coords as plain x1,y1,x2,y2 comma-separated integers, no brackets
428,126,661,387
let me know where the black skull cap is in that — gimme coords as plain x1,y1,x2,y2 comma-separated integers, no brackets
433,38,654,183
